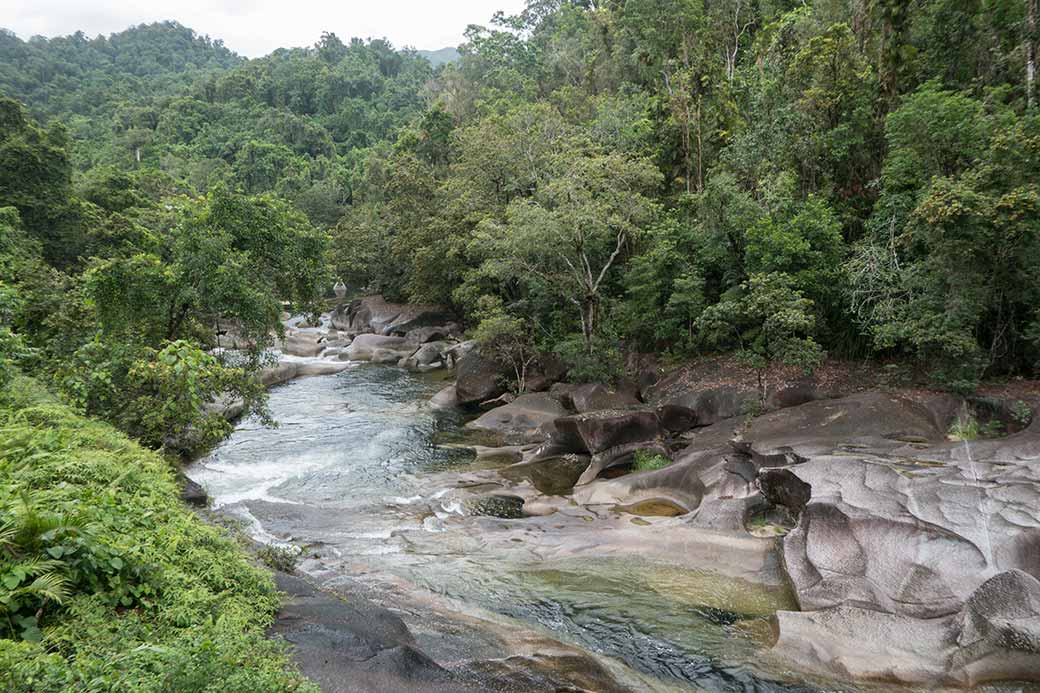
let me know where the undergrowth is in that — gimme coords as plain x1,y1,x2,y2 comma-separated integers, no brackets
0,375,314,691
633,449,672,472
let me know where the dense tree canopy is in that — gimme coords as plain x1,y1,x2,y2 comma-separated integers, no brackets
1,0,1039,434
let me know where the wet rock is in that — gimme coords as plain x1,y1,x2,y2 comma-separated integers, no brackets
455,349,510,406
615,498,688,517
501,454,591,496
332,295,454,337
430,385,459,410
463,652,628,693
179,475,207,507
295,360,351,377
270,572,462,693
551,382,640,413
398,341,451,370
469,445,525,464
773,570,1040,686
467,393,568,445
465,494,525,519
355,646,453,684
345,334,414,362
258,361,299,387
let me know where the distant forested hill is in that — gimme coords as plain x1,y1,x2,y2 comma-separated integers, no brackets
419,47,460,67
0,26,433,226
0,22,241,119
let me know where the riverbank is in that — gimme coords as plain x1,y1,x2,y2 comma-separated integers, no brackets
210,298,1040,691
0,375,312,691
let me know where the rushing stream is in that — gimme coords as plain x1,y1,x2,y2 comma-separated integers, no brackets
187,362,834,692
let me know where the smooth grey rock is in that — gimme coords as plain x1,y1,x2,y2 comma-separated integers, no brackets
179,475,207,507
258,361,299,387
345,334,413,362
478,392,515,411
551,382,640,413
501,454,591,496
295,361,351,378
331,295,454,336
467,393,568,444
282,331,325,357
405,326,452,344
455,349,510,406
430,385,459,410
773,570,1040,686
553,410,663,456
399,341,451,370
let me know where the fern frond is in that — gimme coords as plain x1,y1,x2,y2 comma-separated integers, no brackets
25,572,69,605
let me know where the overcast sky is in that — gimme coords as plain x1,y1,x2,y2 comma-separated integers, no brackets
0,0,527,56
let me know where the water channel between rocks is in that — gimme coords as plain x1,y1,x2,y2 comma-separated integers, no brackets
185,362,864,692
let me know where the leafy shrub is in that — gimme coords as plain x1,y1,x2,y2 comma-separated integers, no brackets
256,544,299,573
1011,400,1033,427
0,375,313,691
0,493,151,641
57,339,268,451
632,449,672,472
554,332,624,385
948,412,1004,441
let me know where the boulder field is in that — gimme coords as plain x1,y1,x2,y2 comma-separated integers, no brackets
229,301,1040,687
441,358,1040,686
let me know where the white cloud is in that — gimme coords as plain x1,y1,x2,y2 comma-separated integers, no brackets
0,0,527,56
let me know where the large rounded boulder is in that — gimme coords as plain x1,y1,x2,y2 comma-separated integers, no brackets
455,349,510,406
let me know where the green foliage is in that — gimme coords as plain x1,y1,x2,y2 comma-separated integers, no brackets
849,87,1040,385
553,331,624,385
256,544,300,574
632,449,672,472
699,272,824,396
471,296,539,394
2,0,1039,415
0,376,312,690
1011,400,1034,427
56,339,268,451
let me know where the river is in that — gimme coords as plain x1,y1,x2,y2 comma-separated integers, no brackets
186,362,841,692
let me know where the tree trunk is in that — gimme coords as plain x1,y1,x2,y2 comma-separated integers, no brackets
580,298,597,355
694,98,704,192
1029,0,1038,109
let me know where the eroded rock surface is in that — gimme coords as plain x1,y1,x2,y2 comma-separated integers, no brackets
466,393,568,444
332,295,454,337
345,334,415,362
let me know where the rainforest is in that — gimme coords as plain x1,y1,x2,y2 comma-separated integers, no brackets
1,1,1040,691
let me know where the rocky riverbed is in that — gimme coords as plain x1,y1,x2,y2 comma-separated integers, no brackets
189,296,1040,691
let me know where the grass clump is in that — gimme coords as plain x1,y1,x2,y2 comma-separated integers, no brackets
0,375,315,692
948,411,1004,441
632,449,672,472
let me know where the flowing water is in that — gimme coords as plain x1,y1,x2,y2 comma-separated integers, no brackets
187,363,830,692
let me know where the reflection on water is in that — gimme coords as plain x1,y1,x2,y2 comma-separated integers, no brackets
187,364,819,692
